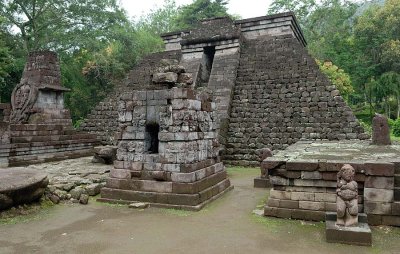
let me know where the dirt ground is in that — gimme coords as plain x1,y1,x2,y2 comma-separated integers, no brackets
1,168,399,254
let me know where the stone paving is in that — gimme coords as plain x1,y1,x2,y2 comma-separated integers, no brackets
24,157,111,204
271,140,400,162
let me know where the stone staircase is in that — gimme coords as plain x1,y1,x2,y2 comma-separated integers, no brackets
395,166,400,201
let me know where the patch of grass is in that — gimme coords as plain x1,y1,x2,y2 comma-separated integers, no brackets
369,226,400,252
390,134,400,142
251,213,325,238
159,208,193,217
226,166,259,178
0,199,56,225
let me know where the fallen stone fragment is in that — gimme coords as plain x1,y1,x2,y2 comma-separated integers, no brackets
92,146,117,165
69,187,85,200
79,194,89,205
86,183,102,196
129,202,149,209
48,194,60,204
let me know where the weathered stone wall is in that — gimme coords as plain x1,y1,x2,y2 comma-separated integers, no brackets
79,50,182,145
224,35,366,166
0,103,11,167
235,12,306,46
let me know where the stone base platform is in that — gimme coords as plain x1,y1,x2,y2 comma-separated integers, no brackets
99,159,233,211
325,212,372,246
4,124,98,167
0,168,48,210
98,184,233,211
263,140,400,226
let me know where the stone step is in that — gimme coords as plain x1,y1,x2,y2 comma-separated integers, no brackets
394,174,400,186
100,178,231,207
395,187,400,201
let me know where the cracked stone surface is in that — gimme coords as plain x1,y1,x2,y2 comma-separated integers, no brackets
270,140,400,163
23,157,112,204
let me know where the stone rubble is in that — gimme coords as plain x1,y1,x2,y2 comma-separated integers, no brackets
26,157,112,205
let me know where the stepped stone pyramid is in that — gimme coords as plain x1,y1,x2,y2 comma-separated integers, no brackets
80,12,367,166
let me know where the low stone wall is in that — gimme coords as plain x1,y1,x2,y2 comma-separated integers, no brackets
7,123,97,166
263,141,400,226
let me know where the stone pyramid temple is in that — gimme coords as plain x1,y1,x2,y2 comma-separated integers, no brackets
80,12,367,167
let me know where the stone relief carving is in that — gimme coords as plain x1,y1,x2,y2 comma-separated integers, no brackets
336,164,358,227
10,82,38,123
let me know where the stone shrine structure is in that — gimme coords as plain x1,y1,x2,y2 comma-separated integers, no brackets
263,140,400,227
0,51,98,167
98,65,232,210
80,13,367,166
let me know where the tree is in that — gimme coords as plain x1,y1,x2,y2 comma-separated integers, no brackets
268,0,317,24
317,60,353,100
353,0,400,117
0,0,128,52
136,0,181,34
174,0,230,28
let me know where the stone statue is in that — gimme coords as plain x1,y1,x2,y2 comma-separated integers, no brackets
336,164,358,227
10,82,38,123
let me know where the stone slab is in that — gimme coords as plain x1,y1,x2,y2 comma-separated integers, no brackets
0,167,49,210
253,177,272,188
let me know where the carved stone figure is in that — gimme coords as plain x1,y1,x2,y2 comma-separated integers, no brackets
336,164,358,227
10,82,38,123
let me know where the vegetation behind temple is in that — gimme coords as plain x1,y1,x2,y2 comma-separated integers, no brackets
1,0,399,132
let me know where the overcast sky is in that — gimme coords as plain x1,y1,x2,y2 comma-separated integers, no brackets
119,0,273,20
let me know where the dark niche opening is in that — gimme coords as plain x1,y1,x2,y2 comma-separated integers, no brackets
200,46,216,86
145,123,159,154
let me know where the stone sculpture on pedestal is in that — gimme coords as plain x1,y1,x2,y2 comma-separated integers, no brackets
336,164,358,227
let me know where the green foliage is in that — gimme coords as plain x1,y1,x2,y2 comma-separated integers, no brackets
317,60,353,98
0,0,165,122
0,0,128,52
268,0,317,23
392,118,400,137
174,0,230,28
136,0,181,34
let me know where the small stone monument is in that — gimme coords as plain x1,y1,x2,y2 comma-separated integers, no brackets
325,164,372,246
98,63,232,210
372,113,391,145
336,164,358,227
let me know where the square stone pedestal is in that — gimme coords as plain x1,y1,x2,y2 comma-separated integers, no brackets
325,212,372,246
253,177,271,188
